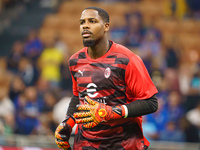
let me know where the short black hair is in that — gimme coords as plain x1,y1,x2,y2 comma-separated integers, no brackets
84,6,109,23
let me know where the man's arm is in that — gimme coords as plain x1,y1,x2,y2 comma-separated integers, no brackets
67,95,80,116
73,95,158,128
68,94,158,118
125,94,158,117
55,95,79,150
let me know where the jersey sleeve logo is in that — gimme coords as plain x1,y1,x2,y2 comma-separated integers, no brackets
104,67,111,78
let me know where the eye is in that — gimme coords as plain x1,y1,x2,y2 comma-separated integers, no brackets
80,20,84,25
90,20,96,23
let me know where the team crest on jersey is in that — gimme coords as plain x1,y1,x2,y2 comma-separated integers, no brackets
104,67,111,78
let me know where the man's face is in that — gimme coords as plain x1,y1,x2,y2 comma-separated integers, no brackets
80,9,108,47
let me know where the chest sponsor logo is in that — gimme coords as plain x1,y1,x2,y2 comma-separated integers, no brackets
104,67,111,78
82,83,107,104
86,83,98,98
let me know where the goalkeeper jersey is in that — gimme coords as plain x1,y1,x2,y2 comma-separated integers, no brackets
69,41,158,150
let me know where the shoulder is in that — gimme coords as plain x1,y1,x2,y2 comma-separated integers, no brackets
69,47,86,60
68,47,87,66
111,42,140,62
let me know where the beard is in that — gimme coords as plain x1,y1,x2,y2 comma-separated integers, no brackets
83,39,96,47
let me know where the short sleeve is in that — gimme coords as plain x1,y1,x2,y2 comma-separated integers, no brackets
71,74,79,97
68,59,79,97
125,55,158,100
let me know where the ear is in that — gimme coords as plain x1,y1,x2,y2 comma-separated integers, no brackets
104,22,109,32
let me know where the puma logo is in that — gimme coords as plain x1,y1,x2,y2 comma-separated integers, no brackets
78,69,85,76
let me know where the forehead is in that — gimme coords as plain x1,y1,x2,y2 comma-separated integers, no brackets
81,9,102,20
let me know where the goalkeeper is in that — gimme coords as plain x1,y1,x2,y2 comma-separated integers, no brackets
55,6,158,150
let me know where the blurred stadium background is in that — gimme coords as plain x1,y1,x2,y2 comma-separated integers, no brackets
0,0,200,150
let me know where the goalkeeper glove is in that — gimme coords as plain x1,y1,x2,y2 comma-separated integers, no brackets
73,96,128,128
55,115,75,150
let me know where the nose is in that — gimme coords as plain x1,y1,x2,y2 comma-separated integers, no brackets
82,20,90,29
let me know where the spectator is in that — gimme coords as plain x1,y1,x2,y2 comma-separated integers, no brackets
163,0,188,19
0,85,15,120
166,91,184,123
3,113,15,135
124,12,144,48
38,39,63,89
14,92,27,134
37,90,59,136
164,68,180,91
24,29,44,63
54,35,69,54
18,57,39,86
160,121,185,142
138,29,162,73
15,86,40,135
164,38,180,69
7,41,25,73
9,76,25,101
35,76,50,102
0,86,15,134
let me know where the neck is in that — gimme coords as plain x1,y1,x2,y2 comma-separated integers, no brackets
88,39,110,59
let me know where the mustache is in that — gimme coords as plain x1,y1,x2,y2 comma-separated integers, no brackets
82,30,92,35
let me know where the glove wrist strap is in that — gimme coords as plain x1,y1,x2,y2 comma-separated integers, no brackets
64,115,76,128
122,105,128,118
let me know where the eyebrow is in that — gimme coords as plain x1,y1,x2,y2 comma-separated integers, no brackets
79,18,97,21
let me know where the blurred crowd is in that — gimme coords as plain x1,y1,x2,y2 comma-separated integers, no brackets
0,0,200,146
0,28,73,143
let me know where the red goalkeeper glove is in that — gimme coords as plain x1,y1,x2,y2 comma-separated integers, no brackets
73,96,128,128
55,115,75,150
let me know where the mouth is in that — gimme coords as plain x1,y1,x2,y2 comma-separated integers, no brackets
82,30,92,38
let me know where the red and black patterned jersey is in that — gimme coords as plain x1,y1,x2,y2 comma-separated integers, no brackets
69,41,158,150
